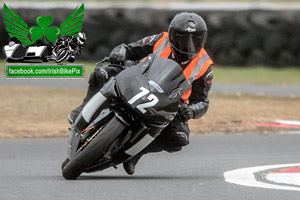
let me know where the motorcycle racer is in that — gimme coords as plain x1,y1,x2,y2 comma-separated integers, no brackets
68,12,213,175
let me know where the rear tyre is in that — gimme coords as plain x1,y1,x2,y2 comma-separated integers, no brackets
62,116,126,180
56,50,70,63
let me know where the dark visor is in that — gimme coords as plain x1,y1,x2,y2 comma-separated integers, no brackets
169,29,205,54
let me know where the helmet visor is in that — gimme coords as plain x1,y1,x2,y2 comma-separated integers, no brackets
169,29,206,54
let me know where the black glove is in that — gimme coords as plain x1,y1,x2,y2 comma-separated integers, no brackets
178,105,195,123
109,44,127,64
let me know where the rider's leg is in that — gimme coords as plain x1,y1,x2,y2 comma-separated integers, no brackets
123,115,190,175
68,66,122,124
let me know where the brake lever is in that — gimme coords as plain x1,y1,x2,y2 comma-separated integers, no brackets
96,57,110,66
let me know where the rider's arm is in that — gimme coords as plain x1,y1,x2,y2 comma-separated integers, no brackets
126,33,163,61
188,66,213,119
109,33,164,63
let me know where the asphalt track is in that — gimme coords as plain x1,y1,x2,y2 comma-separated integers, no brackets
1,79,300,97
0,134,299,200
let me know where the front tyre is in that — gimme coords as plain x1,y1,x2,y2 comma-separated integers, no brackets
62,116,126,180
61,158,70,170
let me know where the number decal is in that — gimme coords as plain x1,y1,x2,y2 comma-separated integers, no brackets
128,87,159,113
128,87,149,105
136,94,159,114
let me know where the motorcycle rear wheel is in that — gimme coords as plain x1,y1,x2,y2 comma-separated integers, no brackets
56,49,70,63
62,116,126,180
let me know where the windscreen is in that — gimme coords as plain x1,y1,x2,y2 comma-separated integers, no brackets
147,55,186,94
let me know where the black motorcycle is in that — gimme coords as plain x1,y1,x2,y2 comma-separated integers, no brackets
62,54,190,180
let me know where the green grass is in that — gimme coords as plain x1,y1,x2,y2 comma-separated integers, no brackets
1,60,300,85
213,65,300,85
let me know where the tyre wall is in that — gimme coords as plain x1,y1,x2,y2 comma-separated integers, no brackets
1,6,299,66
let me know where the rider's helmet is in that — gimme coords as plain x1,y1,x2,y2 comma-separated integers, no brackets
168,12,207,62
76,32,86,46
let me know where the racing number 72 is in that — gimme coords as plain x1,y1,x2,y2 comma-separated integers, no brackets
128,87,159,113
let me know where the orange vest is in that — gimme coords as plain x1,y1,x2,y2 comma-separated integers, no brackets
153,32,213,103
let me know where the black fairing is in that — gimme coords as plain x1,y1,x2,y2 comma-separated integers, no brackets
115,54,190,123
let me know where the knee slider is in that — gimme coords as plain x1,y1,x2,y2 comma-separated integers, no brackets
88,68,108,88
171,131,190,147
95,68,108,80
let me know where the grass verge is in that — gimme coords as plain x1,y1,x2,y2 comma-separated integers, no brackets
213,66,300,86
1,86,299,138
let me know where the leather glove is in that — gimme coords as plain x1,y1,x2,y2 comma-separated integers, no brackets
109,44,127,64
178,105,195,123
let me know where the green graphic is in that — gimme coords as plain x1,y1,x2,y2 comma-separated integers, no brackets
29,16,60,45
3,3,84,46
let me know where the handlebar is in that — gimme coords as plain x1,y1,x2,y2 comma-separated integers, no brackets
96,57,136,69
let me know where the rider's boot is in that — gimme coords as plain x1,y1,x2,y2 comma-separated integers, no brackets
123,135,166,175
123,123,187,175
123,153,143,175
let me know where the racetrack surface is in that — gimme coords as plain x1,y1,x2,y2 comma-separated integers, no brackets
0,134,299,200
1,79,300,97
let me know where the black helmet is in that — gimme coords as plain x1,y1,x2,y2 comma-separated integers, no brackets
168,12,207,62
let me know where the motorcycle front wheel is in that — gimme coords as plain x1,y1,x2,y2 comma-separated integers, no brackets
62,115,126,180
